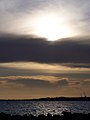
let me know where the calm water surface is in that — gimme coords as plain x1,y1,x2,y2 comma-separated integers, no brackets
0,101,90,116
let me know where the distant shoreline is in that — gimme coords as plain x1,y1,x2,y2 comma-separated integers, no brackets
0,97,90,101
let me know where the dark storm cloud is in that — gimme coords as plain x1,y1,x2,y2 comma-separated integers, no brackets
0,35,90,65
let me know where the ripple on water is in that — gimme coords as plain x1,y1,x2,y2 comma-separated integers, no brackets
0,101,90,116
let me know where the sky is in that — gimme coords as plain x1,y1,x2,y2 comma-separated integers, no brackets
0,0,90,99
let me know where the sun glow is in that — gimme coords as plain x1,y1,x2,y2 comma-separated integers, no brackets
33,14,73,41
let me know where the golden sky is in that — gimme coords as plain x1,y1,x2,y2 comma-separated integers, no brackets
0,62,90,99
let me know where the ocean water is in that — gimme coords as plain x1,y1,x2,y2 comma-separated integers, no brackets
0,101,90,116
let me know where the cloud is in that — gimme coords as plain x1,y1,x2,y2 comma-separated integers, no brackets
61,63,90,68
0,75,58,83
14,78,69,88
0,35,90,66
0,75,69,88
56,79,69,86
82,79,90,86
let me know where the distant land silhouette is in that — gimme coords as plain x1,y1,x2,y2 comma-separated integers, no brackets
31,97,90,101
0,97,90,101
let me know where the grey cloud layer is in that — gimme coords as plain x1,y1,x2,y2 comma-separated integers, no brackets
0,75,69,89
11,79,69,88
0,75,90,90
0,35,90,65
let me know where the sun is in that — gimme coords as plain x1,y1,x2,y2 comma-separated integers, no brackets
33,14,72,41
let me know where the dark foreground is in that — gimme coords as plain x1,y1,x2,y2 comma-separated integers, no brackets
0,112,90,120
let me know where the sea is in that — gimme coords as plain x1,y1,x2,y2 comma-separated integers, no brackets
0,101,90,116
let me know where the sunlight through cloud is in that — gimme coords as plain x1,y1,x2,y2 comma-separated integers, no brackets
32,14,74,41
